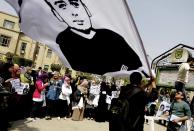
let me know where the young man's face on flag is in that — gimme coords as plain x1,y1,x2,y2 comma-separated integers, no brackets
47,0,91,30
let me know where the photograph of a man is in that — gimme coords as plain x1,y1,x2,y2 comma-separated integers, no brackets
44,0,142,75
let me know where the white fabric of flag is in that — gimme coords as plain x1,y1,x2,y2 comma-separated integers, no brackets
5,0,149,75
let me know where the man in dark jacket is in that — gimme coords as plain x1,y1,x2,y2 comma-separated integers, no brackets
109,72,147,131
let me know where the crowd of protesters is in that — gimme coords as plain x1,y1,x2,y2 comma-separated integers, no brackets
144,57,194,131
0,61,126,130
1,61,194,131
144,88,194,131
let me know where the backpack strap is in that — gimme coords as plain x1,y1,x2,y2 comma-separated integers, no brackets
126,86,143,128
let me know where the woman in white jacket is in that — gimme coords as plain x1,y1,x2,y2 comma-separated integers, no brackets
58,75,72,120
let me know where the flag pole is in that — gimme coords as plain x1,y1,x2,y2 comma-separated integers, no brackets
122,0,152,77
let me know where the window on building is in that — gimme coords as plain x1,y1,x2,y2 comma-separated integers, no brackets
46,49,52,58
20,42,27,54
35,46,40,55
34,46,40,61
0,35,11,47
3,20,15,29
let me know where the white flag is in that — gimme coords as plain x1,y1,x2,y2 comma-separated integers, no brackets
5,0,148,75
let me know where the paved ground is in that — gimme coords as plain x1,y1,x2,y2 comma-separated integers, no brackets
9,117,167,131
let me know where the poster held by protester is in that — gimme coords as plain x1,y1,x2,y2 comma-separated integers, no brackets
156,101,170,117
20,82,30,95
10,79,30,95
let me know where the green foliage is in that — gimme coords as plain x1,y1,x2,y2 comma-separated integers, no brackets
123,78,130,85
65,68,72,74
13,56,33,67
51,63,62,72
0,55,6,63
81,72,93,80
76,71,93,80
5,52,14,58
5,52,14,62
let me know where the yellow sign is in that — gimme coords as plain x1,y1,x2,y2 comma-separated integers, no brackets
170,48,190,63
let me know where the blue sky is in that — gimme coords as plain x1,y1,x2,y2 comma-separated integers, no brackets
128,0,194,61
1,0,194,62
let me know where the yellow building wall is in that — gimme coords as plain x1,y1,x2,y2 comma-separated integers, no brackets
0,11,67,74
0,11,20,31
0,11,20,55
15,33,35,60
0,29,19,54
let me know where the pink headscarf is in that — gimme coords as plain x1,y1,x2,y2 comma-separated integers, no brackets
64,74,71,81
64,76,70,81
80,79,88,86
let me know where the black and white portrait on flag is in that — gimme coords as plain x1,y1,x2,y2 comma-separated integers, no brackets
5,0,148,75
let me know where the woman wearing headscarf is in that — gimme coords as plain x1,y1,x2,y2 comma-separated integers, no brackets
45,71,62,120
72,79,88,121
7,64,23,121
58,74,72,120
30,73,49,121
85,80,100,120
20,66,34,116
95,81,109,122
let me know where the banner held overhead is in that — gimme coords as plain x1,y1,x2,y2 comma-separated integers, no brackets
5,0,149,75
